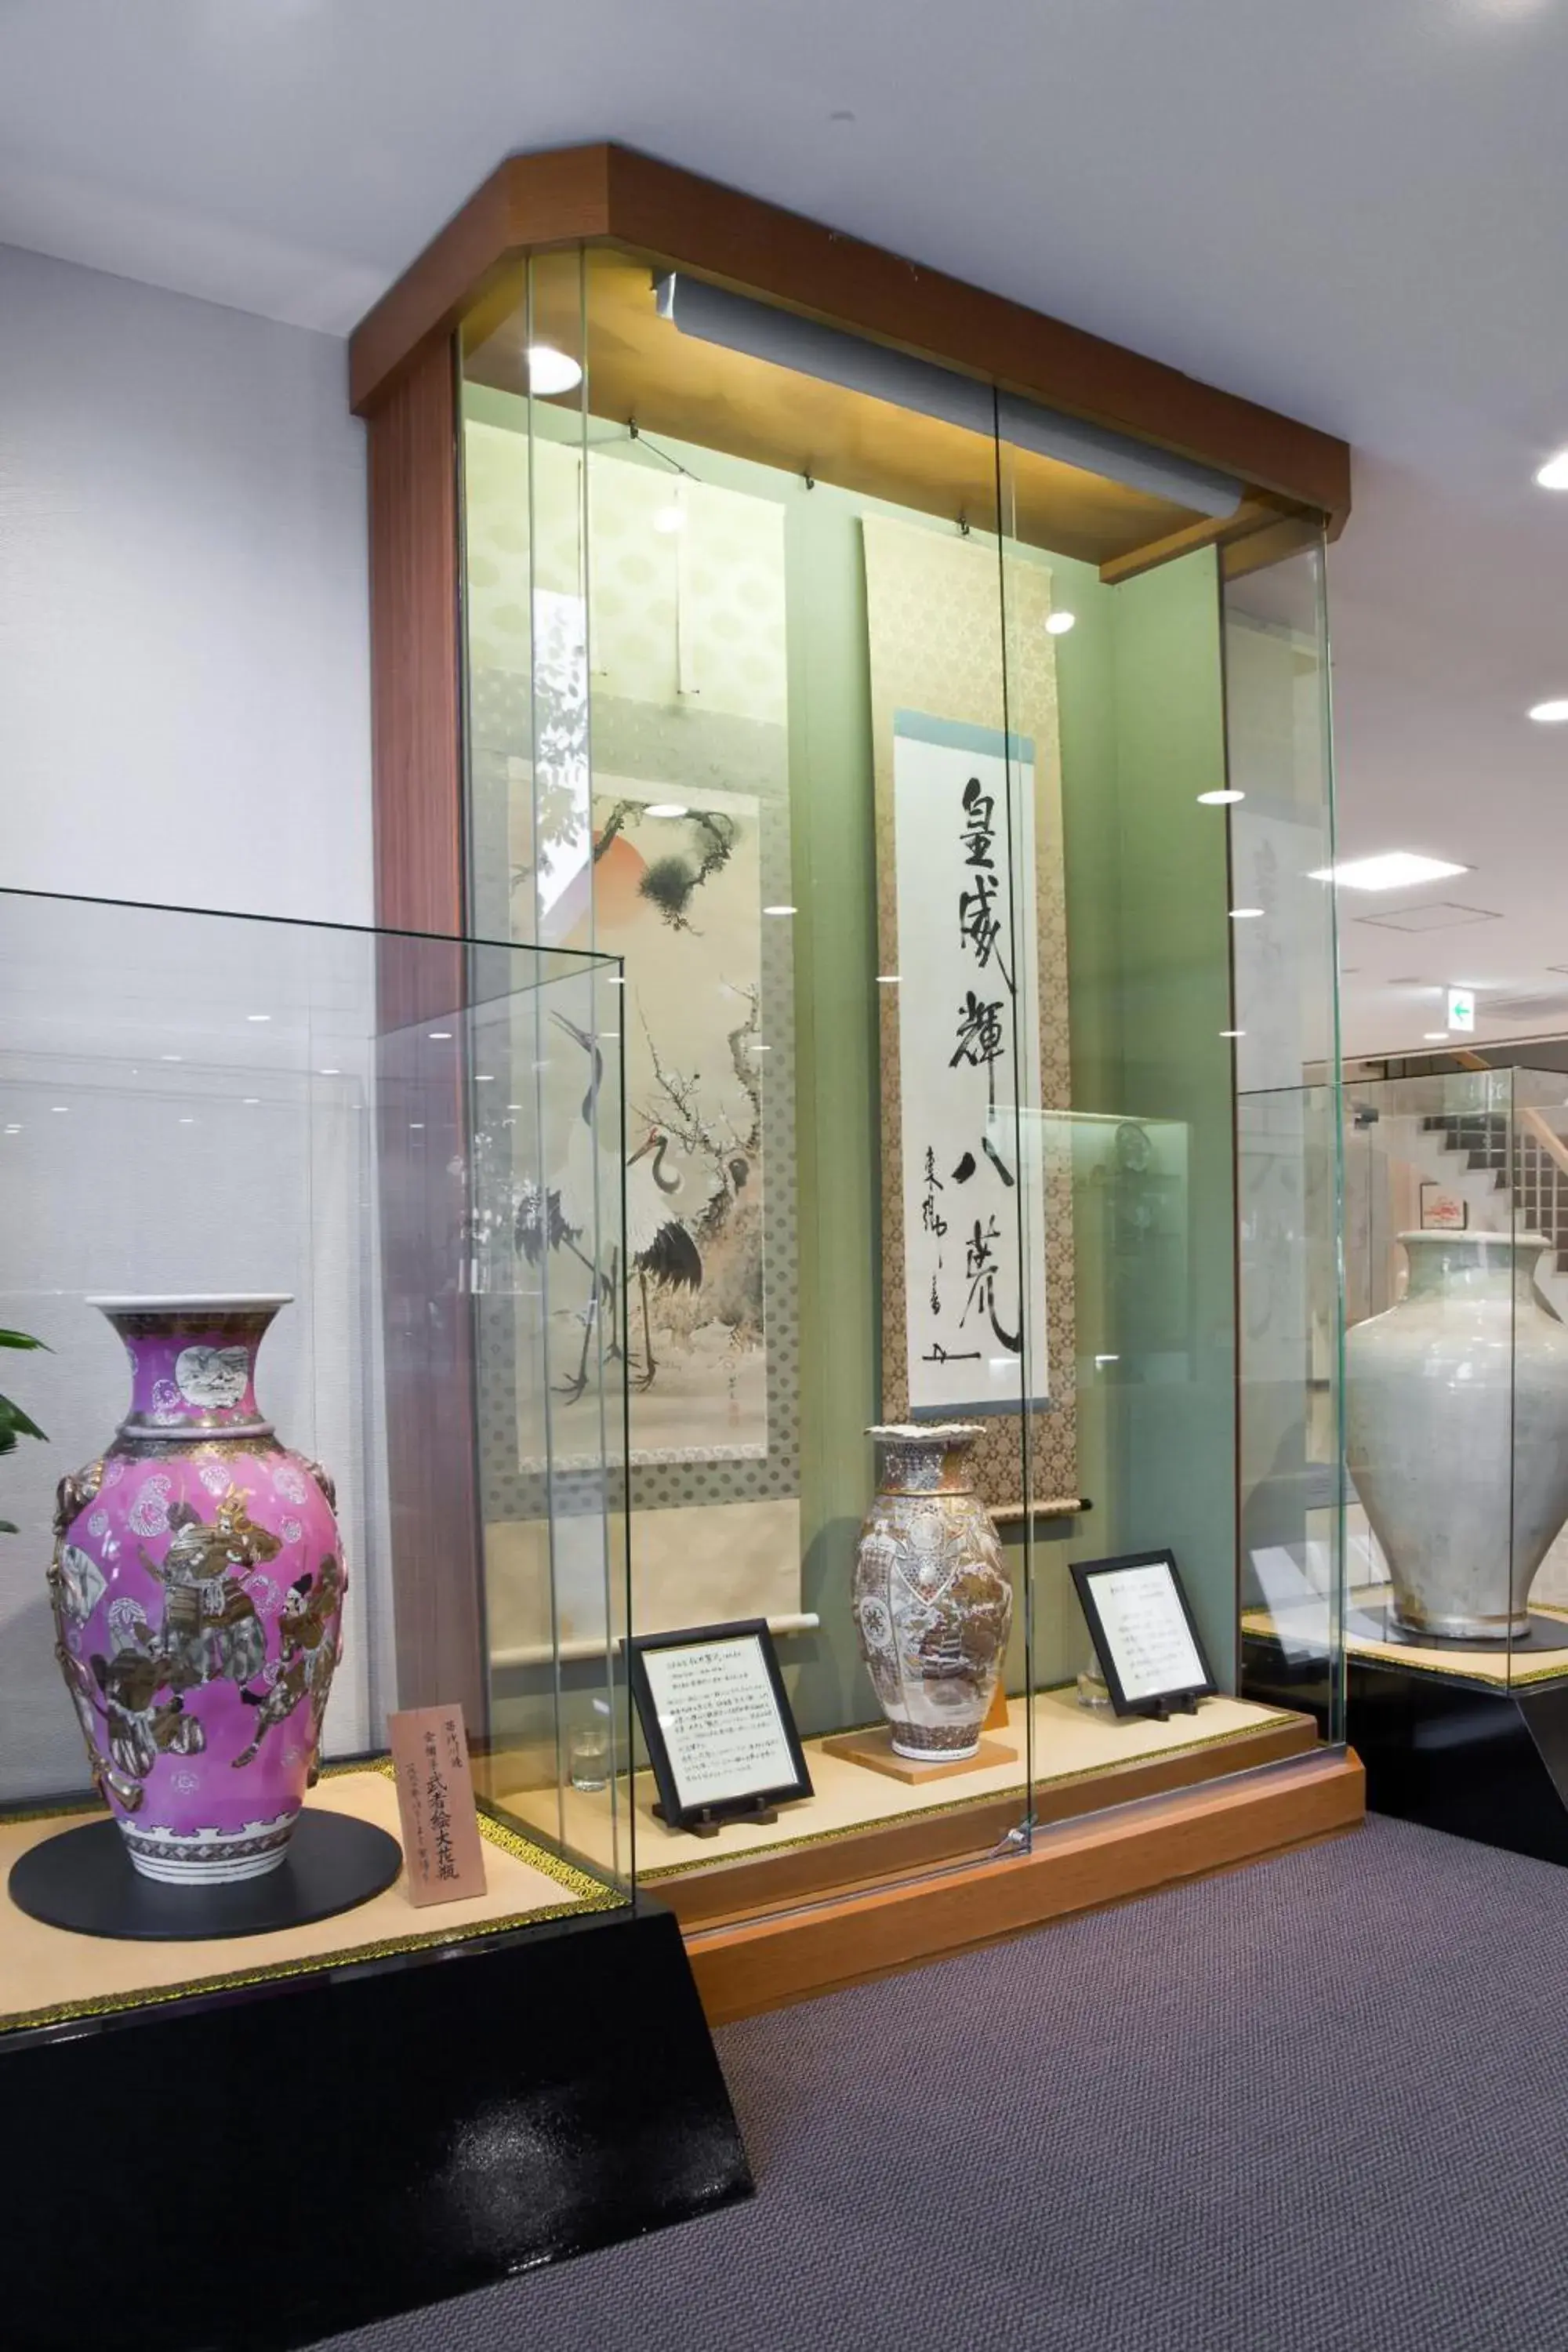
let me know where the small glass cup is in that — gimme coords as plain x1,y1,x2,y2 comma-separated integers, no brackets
1076,1670,1113,1714
568,1721,612,1792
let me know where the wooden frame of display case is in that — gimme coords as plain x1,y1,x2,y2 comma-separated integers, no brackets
350,143,1363,2004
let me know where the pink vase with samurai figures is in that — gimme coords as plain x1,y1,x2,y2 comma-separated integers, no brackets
48,1296,345,1883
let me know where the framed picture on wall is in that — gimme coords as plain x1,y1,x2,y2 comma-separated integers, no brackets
1418,1182,1468,1232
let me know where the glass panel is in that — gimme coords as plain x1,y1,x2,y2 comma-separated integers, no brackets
1224,536,1345,1743
0,887,631,1917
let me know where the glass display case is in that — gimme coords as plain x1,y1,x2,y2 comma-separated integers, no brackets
1244,1063,1568,1864
0,887,750,2345
451,234,1351,1950
0,887,634,1998
1342,1065,1568,1690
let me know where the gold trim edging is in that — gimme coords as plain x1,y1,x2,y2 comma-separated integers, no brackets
0,1758,623,2041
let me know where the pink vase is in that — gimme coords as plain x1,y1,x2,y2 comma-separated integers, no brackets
49,1295,346,1883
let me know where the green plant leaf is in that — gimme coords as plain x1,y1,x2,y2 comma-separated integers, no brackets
0,1330,49,1352
0,1396,46,1444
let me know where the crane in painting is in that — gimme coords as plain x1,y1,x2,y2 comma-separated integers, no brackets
531,1010,702,1398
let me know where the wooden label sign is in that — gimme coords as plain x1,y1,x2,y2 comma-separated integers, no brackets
388,1703,488,1906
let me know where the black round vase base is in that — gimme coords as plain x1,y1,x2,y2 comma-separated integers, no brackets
9,1809,404,1943
1364,1604,1568,1656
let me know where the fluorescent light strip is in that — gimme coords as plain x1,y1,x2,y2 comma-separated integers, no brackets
655,275,1243,518
1309,852,1469,892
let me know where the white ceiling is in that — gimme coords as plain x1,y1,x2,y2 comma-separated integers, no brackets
4,0,1566,1059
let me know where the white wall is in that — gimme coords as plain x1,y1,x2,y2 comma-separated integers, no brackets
0,241,371,922
0,248,384,1791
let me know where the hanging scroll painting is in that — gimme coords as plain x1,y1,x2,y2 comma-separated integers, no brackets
862,514,1078,1512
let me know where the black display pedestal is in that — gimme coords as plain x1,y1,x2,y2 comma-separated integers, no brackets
1,1895,751,2352
1244,1632,1568,1867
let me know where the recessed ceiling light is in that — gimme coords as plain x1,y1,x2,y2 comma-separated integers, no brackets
507,1103,523,1110
1530,699,1568,724
763,905,797,916
652,503,687,535
49,1105,68,1114
474,1073,494,1082
1220,1029,1245,1039
318,1067,340,1076
1044,611,1076,636
178,1116,195,1125
644,803,688,818
1308,852,1470,891
246,1012,270,1023
1198,789,1244,806
408,1122,425,1131
1536,452,1568,489
242,1098,260,1106
427,1031,452,1041
1424,1031,1451,1041
525,343,583,397
877,974,901,983
1229,907,1264,920
160,1054,183,1063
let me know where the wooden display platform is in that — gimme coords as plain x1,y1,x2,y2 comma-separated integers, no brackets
502,1690,1359,2016
688,1747,1364,2024
819,1728,1018,1783
0,1766,619,2041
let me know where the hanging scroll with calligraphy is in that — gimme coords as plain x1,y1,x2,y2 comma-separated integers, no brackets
862,515,1078,1512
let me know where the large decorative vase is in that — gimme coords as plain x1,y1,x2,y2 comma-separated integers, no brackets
851,1424,1013,1759
49,1295,346,1882
1345,1232,1568,1642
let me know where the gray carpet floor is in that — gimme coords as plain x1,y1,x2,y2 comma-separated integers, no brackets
317,1817,1568,2352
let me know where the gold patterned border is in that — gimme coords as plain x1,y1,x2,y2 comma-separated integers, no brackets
862,516,1077,1511
0,1760,623,2041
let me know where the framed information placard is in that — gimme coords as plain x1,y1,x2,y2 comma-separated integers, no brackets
627,1618,813,1836
1071,1550,1217,1720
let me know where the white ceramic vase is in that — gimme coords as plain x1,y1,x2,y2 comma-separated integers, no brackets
1345,1232,1568,1641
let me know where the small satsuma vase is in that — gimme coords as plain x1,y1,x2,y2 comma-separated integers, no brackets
851,1423,1013,1760
49,1295,346,1882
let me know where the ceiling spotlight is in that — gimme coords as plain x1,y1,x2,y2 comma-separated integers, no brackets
525,343,583,397
1198,789,1244,806
427,1031,453,1041
644,803,689,818
49,1105,68,1114
1530,699,1568,724
1535,452,1568,490
246,1013,270,1024
1044,611,1076,636
1308,852,1469,891
652,503,687,535
1229,907,1264,920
